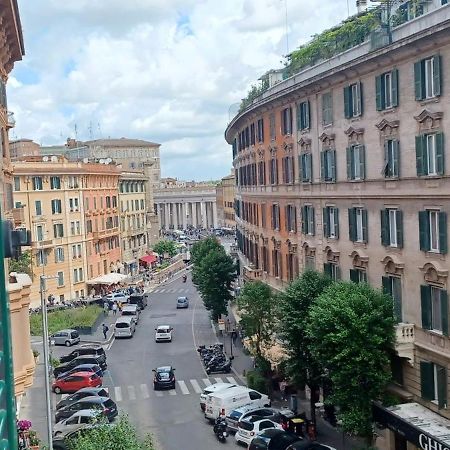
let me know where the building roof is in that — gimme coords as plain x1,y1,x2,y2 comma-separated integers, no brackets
83,138,161,148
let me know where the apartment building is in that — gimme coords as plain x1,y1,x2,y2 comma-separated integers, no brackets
216,172,236,229
225,3,450,448
13,157,121,305
9,138,40,161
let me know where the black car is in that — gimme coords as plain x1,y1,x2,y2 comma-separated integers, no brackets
286,443,336,450
59,345,106,364
249,429,301,450
55,396,117,423
128,294,148,310
57,363,103,380
152,366,176,390
56,387,109,410
54,355,107,378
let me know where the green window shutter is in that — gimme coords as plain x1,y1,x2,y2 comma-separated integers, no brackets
323,263,332,277
298,155,303,181
359,145,366,180
335,265,341,281
439,212,448,255
323,207,329,238
433,54,442,97
358,82,364,116
420,361,435,401
311,207,316,236
383,141,390,177
335,207,339,238
416,135,424,176
296,104,302,131
350,269,359,283
331,150,336,182
391,69,399,107
382,276,392,295
301,206,306,234
441,290,449,336
396,210,404,249
380,209,389,246
437,365,447,408
308,153,313,182
320,151,325,181
375,75,383,111
392,277,402,323
306,101,310,128
346,147,353,180
436,132,445,175
362,209,368,243
419,211,430,251
344,86,351,119
348,208,356,242
414,61,424,101
421,284,432,330
393,140,400,177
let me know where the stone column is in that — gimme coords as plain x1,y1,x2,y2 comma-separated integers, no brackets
191,203,197,228
182,203,187,230
164,204,170,230
212,201,218,229
200,201,207,229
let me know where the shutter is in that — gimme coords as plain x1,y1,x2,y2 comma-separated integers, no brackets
392,277,403,323
358,82,364,116
301,206,306,234
350,269,359,283
306,101,310,129
414,61,423,101
416,135,424,176
396,210,404,249
334,208,340,238
433,54,442,97
441,290,449,336
391,69,399,107
335,265,341,281
393,140,400,178
323,207,329,238
323,263,332,277
383,140,390,177
420,361,435,401
436,132,445,175
375,74,383,110
307,153,313,182
348,208,356,242
421,284,432,330
346,147,353,180
419,211,430,251
439,212,448,255
311,207,316,236
359,145,366,180
437,366,447,408
331,150,336,182
320,151,325,182
299,155,304,181
382,276,392,295
362,209,368,243
344,86,351,118
380,209,389,246
296,104,302,131
285,206,289,232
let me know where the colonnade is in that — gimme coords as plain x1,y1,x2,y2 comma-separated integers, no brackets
156,201,218,230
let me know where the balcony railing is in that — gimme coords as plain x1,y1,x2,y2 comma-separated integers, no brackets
92,227,119,240
11,208,24,225
394,323,415,365
6,111,15,129
31,239,53,248
243,265,262,281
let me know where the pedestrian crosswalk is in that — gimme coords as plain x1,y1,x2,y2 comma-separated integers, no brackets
59,376,241,403
152,288,190,294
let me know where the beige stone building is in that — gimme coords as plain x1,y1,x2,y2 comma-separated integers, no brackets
9,138,40,160
226,2,450,448
216,172,236,229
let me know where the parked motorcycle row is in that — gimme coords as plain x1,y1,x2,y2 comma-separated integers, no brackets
197,343,232,375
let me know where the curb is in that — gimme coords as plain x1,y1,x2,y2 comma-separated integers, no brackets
80,331,115,346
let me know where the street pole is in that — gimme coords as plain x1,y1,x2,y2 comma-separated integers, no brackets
40,275,53,450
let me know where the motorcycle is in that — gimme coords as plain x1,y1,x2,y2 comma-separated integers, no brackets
213,416,228,442
206,359,232,375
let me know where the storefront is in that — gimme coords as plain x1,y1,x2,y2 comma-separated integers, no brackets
373,402,450,450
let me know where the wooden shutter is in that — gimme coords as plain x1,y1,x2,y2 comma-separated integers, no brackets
301,206,306,234
416,135,424,176
420,361,435,401
323,207,329,238
323,263,332,277
436,132,445,175
310,207,316,236
437,365,447,408
391,69,399,107
362,209,368,243
346,146,353,180
375,74,383,111
421,284,432,330
441,290,449,336
358,82,364,116
305,101,310,129
392,277,402,323
348,208,356,242
414,61,423,101
359,145,366,180
419,211,430,251
296,104,302,131
320,151,325,181
350,269,359,283
334,208,340,238
433,54,442,97
298,155,304,182
344,86,351,119
439,212,448,255
330,150,336,182
307,153,313,182
380,209,389,246
393,140,400,177
382,276,391,295
396,210,404,249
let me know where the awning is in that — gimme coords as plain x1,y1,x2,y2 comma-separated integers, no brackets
86,273,128,285
139,254,157,264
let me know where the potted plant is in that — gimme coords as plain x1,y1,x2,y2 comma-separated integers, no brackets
28,430,40,449
32,349,39,363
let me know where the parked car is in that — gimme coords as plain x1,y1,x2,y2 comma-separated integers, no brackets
54,355,107,378
121,304,140,324
106,292,129,304
176,296,189,309
152,366,176,390
53,409,101,436
128,294,148,310
114,316,136,338
52,372,102,394
235,416,282,446
55,396,118,423
285,443,337,450
57,363,103,380
226,406,294,433
51,329,80,347
53,426,90,450
249,429,301,450
59,345,106,364
155,325,173,342
56,387,109,410
200,382,237,411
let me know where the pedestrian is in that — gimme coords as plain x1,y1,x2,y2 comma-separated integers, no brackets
231,328,238,344
102,323,109,340
279,379,288,401
112,302,117,315
103,301,109,316
118,301,123,312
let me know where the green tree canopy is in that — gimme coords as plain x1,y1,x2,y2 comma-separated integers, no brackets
191,237,221,267
8,250,32,276
152,240,177,258
307,281,395,439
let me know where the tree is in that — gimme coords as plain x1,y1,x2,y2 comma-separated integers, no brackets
68,415,155,450
152,240,177,258
277,271,332,424
237,281,276,359
8,250,32,276
191,237,221,266
307,281,395,440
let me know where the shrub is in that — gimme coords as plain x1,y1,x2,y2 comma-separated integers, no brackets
246,370,269,394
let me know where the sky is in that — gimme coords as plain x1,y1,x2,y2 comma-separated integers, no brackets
9,0,357,180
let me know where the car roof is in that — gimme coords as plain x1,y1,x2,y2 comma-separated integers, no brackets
75,396,108,403
177,296,187,300
156,325,171,329
232,404,265,414
74,355,99,361
122,304,137,309
79,344,102,350
156,366,172,371
70,409,100,417
258,428,285,438
242,415,274,424
76,387,105,393
211,386,249,398
115,316,133,323
63,371,94,378
57,329,77,333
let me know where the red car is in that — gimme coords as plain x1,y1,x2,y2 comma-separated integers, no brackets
52,371,102,394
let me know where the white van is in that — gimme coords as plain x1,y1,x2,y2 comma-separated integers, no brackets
204,386,270,421
114,316,136,338
200,382,237,411
121,304,140,324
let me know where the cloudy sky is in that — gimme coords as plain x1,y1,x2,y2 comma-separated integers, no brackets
10,0,356,180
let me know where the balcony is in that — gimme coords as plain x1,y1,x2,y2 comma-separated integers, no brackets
31,239,53,249
11,208,25,225
230,244,239,257
32,215,46,223
394,323,415,365
7,111,15,129
92,227,119,240
243,265,262,281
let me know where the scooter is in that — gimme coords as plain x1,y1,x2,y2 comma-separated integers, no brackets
213,416,228,442
206,359,232,375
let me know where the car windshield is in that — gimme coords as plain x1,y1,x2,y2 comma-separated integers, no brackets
157,329,169,333
122,311,134,315
116,322,130,328
239,421,254,431
228,410,243,420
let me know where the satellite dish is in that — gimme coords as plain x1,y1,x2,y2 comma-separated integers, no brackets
51,156,58,162
105,158,112,164
99,159,105,164
42,156,49,162
83,158,89,164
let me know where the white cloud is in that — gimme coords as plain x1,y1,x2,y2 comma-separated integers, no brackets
10,0,356,179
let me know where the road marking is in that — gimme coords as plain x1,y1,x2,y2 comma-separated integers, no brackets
159,289,166,293
214,377,223,384
114,386,122,402
202,378,211,386
226,377,237,384
177,380,190,395
190,379,202,394
107,336,115,350
128,385,136,401
155,390,164,397
140,384,149,399
168,389,177,396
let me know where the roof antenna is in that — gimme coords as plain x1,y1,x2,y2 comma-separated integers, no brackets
283,0,289,54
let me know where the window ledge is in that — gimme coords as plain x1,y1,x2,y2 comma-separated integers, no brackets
350,116,362,122
380,107,397,115
420,97,440,106
353,242,368,248
57,285,65,289
322,123,333,129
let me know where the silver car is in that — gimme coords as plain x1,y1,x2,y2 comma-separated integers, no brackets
52,329,80,347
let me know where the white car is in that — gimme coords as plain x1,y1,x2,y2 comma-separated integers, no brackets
235,416,282,446
53,410,100,436
106,292,128,304
155,325,173,342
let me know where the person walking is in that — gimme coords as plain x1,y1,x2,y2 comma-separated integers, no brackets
112,302,117,315
103,301,109,316
118,301,123,313
102,323,109,340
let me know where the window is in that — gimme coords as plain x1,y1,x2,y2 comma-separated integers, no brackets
323,207,339,239
382,276,402,322
269,159,278,185
106,196,111,208
281,107,292,135
73,267,84,283
344,82,363,118
55,247,64,263
257,118,264,143
301,205,315,236
348,208,368,243
32,176,43,191
69,198,79,212
36,225,44,242
297,101,310,131
381,209,403,248
321,149,336,182
72,244,82,259
271,204,280,230
349,268,367,284
68,176,79,189
322,92,333,125
415,55,441,100
421,285,448,334
70,221,81,236
305,255,315,270
347,145,365,180
261,204,266,228
35,200,42,216
383,139,400,178
416,133,444,176
57,271,64,287
269,113,276,140
324,263,340,281
376,70,399,110
53,223,64,238
257,161,266,185
250,123,256,146
285,205,297,232
13,176,20,191
419,210,447,254
50,176,61,190
420,361,447,408
299,153,312,183
36,249,47,266
282,156,294,184
51,199,62,214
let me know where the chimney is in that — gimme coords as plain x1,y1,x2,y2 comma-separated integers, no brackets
356,0,368,13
